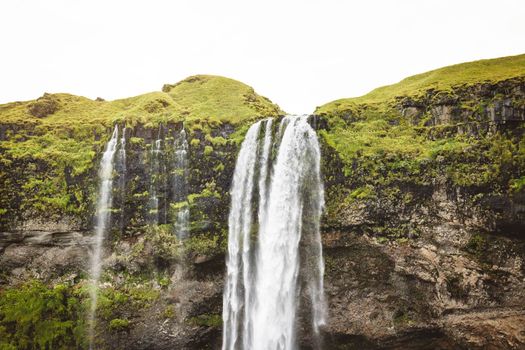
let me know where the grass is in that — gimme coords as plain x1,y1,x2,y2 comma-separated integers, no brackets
316,54,525,184
316,53,525,115
0,75,282,226
163,75,284,124
1,75,283,128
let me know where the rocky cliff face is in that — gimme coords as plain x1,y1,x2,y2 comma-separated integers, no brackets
0,60,524,349
317,76,525,349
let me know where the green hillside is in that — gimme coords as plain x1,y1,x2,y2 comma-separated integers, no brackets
316,54,525,115
0,75,282,223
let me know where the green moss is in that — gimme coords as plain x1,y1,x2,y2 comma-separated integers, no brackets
97,288,129,319
188,313,222,328
203,145,214,156
510,176,525,192
183,233,221,256
158,277,170,289
144,225,181,264
108,318,130,332
376,237,389,244
205,134,228,146
187,181,221,204
318,98,523,202
163,305,175,319
190,138,201,147
0,281,86,349
129,137,144,145
97,283,160,320
350,185,376,200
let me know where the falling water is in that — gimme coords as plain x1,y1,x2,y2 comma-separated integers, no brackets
222,120,263,350
149,137,163,224
252,116,326,349
88,125,119,349
117,127,127,232
222,116,326,350
173,129,190,238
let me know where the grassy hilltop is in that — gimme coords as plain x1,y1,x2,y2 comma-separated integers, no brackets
317,54,525,114
0,75,282,226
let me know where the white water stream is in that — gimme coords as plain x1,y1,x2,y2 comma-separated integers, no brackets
223,116,326,350
88,125,119,349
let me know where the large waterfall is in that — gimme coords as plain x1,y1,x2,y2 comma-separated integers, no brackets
222,116,326,350
88,125,120,349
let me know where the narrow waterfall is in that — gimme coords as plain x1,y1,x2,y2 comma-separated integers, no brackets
222,116,326,350
173,129,189,238
88,125,119,349
117,127,127,232
149,137,163,224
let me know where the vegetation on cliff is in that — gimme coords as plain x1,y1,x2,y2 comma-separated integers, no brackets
0,75,282,229
316,54,525,239
0,281,86,349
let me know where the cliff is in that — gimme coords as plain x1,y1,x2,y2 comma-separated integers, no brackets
0,55,524,349
315,54,525,349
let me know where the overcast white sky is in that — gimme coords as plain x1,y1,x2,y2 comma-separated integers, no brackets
1,0,524,114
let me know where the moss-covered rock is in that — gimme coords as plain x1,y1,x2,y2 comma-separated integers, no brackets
0,75,282,231
316,55,525,241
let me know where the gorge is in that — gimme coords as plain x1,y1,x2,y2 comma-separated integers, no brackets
0,54,524,349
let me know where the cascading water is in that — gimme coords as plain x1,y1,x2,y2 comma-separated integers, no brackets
117,127,127,232
149,137,163,224
253,116,326,349
222,116,326,350
173,129,189,238
223,120,262,350
88,125,119,349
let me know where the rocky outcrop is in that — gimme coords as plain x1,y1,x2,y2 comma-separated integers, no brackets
398,78,525,137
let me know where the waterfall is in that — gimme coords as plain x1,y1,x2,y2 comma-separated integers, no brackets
173,128,189,238
88,125,119,349
222,116,326,350
149,136,163,224
222,120,262,350
117,127,127,232
252,116,326,349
